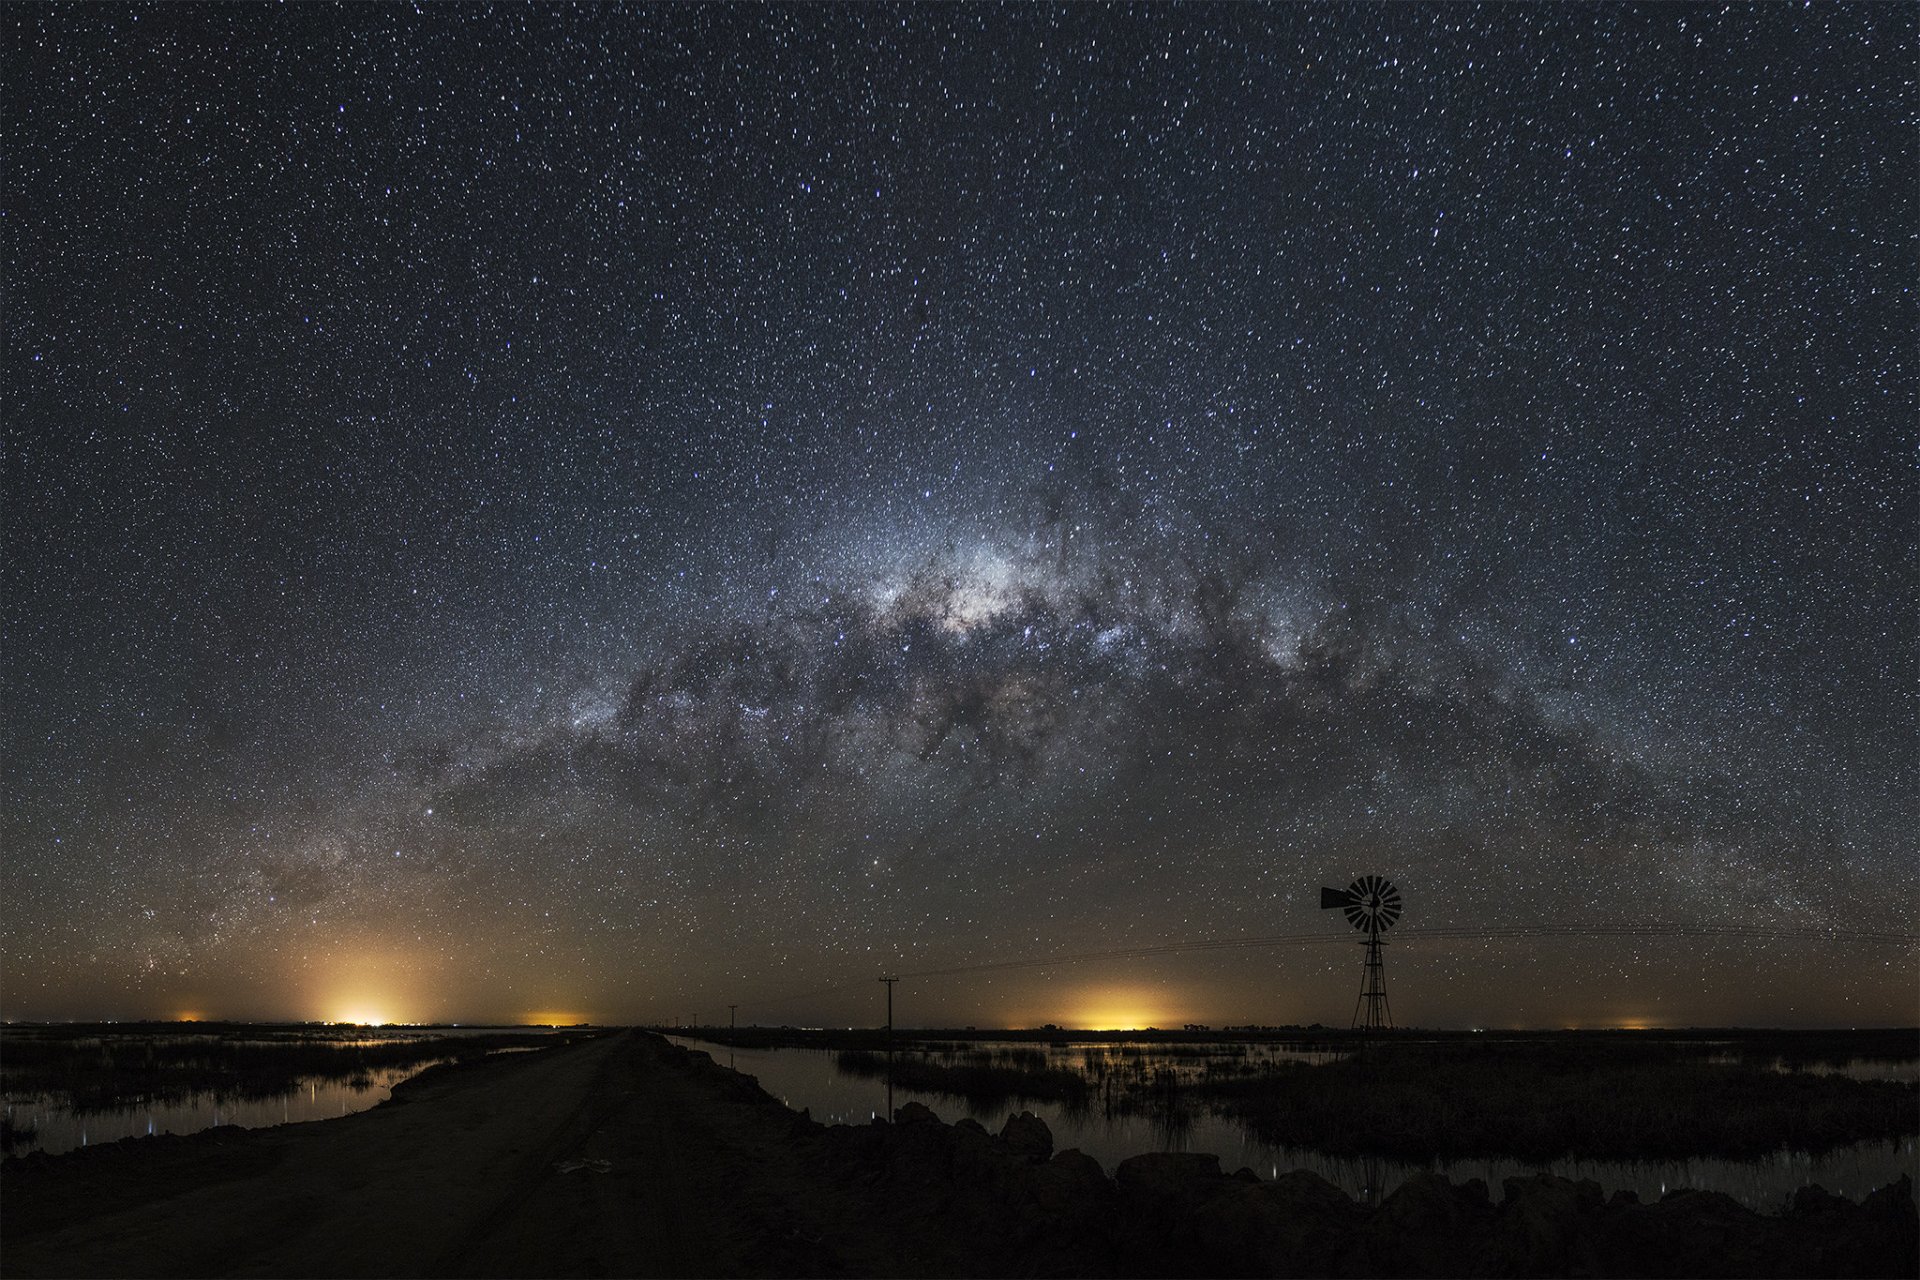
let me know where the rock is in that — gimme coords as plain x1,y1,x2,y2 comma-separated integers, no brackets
796,1072,1918,1280
1488,1175,1604,1276
1592,1186,1805,1278
1858,1176,1919,1274
1025,1149,1114,1222
1107,1152,1207,1271
1366,1171,1495,1276
1254,1170,1367,1276
1115,1151,1224,1218
1112,1152,1234,1272
894,1100,940,1126
1050,1147,1107,1182
995,1148,1123,1276
1862,1173,1917,1223
1789,1183,1849,1218
1267,1167,1362,1219
999,1111,1053,1161
1112,1152,1367,1278
946,1114,1008,1188
1187,1181,1294,1279
885,1113,963,1186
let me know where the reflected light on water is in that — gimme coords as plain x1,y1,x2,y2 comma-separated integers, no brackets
7,1064,432,1159
665,1037,1920,1212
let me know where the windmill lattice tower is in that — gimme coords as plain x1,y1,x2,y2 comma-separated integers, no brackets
1320,875,1402,1031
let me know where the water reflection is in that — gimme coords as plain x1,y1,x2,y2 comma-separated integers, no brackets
1726,1055,1920,1084
1,1028,567,1160
3,1061,435,1159
669,1037,1918,1212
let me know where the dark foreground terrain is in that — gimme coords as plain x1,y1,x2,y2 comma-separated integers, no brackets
819,1031,1920,1162
2,1031,1913,1278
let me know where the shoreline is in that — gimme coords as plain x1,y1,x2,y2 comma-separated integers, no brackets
2,1032,1914,1278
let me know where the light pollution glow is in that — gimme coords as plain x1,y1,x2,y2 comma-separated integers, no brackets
1025,986,1176,1032
306,984,1169,1033
4,1,1915,1039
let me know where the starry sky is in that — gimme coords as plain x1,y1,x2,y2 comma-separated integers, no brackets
4,4,1914,1029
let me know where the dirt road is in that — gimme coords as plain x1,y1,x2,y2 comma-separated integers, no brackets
5,1032,1913,1279
2,1031,874,1278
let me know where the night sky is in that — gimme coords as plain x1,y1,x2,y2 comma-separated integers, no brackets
4,4,1914,1029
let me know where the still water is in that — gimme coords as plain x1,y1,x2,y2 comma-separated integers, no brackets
1,1027,561,1160
4,1064,431,1158
670,1037,1918,1213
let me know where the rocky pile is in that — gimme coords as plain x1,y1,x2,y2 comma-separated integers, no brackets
789,1091,1917,1278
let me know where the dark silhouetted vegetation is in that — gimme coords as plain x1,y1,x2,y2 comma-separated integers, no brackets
0,1023,607,1112
747,1029,1920,1162
1187,1041,1918,1161
0,1117,37,1151
834,1048,1090,1104
683,1024,1917,1063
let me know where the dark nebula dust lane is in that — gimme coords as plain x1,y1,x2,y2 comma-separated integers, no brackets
3,4,1913,1028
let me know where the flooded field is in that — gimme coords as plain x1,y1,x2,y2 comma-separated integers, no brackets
670,1035,1919,1212
1,1024,595,1159
5,1064,429,1157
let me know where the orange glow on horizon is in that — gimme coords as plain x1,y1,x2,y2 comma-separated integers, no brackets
308,949,438,1027
331,1006,396,1027
1077,1014,1154,1031
523,1011,589,1026
1064,985,1173,1031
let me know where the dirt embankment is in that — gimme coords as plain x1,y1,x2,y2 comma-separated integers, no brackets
2,1031,1914,1279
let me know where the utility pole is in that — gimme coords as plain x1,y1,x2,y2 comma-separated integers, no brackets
878,975,899,1123
728,1004,738,1029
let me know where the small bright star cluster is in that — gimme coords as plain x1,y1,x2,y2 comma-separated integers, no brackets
3,5,1913,1027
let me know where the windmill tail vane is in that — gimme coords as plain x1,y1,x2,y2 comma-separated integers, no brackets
1320,876,1401,1031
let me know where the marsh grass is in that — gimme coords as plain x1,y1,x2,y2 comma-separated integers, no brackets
0,1025,600,1112
1185,1042,1919,1161
834,1048,1090,1104
816,1035,1915,1163
0,1117,37,1150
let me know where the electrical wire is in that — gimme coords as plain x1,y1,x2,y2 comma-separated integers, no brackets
726,922,1917,1014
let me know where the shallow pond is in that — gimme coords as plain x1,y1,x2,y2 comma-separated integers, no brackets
0,1027,566,1160
670,1036,1919,1212
4,1064,433,1158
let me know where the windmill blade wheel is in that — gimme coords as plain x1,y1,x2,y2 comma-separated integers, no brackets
1340,875,1403,933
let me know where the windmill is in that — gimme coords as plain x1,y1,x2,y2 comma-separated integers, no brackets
1320,875,1401,1031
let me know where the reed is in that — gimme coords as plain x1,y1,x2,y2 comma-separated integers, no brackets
0,1026,602,1112
1189,1041,1919,1161
833,1048,1090,1104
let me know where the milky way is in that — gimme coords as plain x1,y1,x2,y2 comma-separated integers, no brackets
4,4,1913,1027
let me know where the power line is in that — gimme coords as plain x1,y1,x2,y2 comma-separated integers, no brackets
899,923,1919,982
723,923,1917,1016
